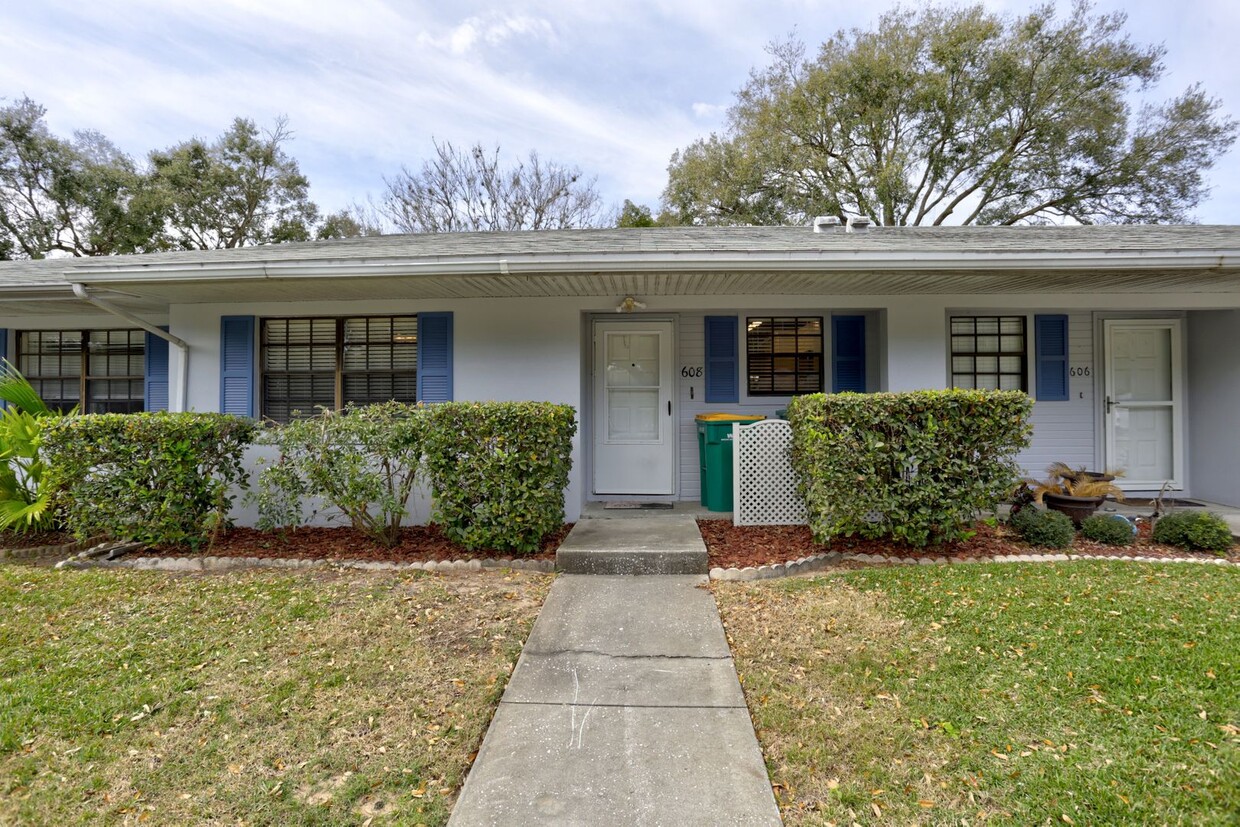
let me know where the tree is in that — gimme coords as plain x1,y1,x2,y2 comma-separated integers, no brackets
149,117,318,249
379,139,605,232
316,207,383,240
663,1,1237,226
616,199,657,228
614,199,690,228
0,97,163,258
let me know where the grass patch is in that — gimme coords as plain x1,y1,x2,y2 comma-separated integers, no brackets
715,562,1238,825
0,567,551,825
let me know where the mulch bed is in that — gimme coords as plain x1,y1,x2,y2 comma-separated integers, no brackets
699,519,1238,570
136,524,571,563
0,530,75,551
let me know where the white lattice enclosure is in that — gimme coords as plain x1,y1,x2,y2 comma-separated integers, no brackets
733,419,808,526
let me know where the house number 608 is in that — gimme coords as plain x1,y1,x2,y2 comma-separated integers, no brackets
681,366,704,378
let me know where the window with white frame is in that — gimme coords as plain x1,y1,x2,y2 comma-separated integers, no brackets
260,316,418,422
17,329,145,413
949,316,1027,391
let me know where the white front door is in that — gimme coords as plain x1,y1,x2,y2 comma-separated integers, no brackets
593,320,675,495
1104,320,1184,489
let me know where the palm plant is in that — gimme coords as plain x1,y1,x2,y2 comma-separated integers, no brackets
0,360,70,533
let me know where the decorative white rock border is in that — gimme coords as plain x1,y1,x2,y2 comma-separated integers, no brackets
60,550,555,574
709,549,1239,581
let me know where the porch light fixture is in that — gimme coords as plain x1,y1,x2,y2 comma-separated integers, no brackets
616,296,646,313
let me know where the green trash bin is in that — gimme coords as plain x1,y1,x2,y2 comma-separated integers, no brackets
696,413,766,512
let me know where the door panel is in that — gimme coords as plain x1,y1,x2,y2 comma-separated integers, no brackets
1104,321,1182,488
593,321,675,495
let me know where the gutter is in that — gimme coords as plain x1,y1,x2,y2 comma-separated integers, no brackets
70,284,189,412
59,249,1240,284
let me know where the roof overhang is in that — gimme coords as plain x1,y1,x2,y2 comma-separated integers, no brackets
2,245,1239,315
60,248,1240,284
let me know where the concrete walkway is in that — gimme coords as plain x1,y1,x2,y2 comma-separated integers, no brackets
449,574,781,826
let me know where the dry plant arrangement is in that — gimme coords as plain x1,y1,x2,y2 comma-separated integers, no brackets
1023,462,1128,503
1019,463,1127,526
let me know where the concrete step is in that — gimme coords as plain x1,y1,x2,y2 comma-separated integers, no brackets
555,516,709,575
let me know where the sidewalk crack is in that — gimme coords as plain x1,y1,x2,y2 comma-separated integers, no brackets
522,648,732,661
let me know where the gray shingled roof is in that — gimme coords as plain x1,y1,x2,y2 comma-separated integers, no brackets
2,224,1238,289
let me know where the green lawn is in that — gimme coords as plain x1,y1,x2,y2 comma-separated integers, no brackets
0,566,550,825
716,562,1238,826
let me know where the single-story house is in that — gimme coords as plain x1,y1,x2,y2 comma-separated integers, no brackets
1,222,1237,520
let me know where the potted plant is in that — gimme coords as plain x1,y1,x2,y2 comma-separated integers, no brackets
1020,462,1126,526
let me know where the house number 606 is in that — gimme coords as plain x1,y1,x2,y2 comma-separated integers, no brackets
681,366,704,378
1069,366,1091,377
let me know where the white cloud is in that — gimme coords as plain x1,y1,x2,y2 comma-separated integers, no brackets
425,12,557,56
691,102,727,120
0,0,1234,220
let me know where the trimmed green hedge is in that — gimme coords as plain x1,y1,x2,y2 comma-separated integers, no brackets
1081,513,1135,546
424,402,577,553
43,413,258,548
789,390,1032,546
1153,511,1234,553
1011,506,1076,548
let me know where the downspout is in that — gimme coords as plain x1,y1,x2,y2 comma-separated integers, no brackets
70,284,189,412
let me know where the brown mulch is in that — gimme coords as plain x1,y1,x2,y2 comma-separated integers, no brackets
0,530,74,551
699,519,1238,570
136,523,571,562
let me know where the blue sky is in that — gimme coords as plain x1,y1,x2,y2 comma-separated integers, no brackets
2,0,1237,224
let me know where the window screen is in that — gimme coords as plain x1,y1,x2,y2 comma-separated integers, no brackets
260,316,417,422
746,317,824,396
950,316,1027,391
18,329,145,413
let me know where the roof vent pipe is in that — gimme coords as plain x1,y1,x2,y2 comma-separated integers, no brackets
846,216,871,233
812,216,841,232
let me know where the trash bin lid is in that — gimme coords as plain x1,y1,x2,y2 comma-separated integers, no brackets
694,413,766,422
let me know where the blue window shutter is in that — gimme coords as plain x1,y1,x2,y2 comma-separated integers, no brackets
417,312,453,403
1035,315,1069,401
832,316,866,392
220,316,256,416
704,316,739,403
144,329,170,412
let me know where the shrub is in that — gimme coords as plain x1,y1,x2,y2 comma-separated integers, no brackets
255,402,429,545
1010,506,1076,549
1152,511,1235,553
1080,513,1135,546
423,402,576,553
789,390,1032,546
0,361,65,533
43,413,257,548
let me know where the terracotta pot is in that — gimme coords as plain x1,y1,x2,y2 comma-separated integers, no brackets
1043,492,1106,527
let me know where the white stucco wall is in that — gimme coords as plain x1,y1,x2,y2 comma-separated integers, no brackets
1188,309,1240,507
105,288,1240,522
170,297,586,522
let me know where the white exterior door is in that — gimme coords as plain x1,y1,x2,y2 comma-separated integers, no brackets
1104,320,1184,489
593,320,675,495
